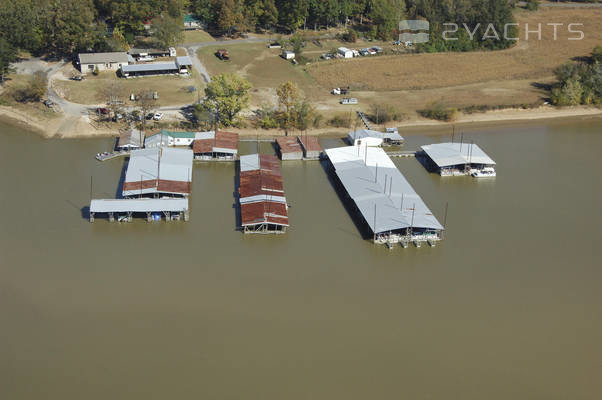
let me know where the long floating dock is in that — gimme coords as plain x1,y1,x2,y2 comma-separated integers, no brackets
89,198,189,222
325,146,443,248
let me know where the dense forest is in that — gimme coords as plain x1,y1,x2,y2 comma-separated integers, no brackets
1,0,517,70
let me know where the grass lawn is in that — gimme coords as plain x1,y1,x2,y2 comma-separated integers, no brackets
1,73,62,120
197,43,320,107
53,66,205,107
183,30,215,44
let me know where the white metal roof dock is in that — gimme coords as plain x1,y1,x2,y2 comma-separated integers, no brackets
348,129,404,146
325,146,443,235
421,142,495,168
90,198,189,213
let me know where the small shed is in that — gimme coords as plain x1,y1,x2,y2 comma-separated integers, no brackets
298,136,322,160
281,50,295,60
338,47,353,58
276,137,303,160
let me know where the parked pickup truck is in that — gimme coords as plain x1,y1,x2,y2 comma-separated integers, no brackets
340,98,358,105
332,87,349,95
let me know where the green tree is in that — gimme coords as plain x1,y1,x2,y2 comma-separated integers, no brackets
201,73,252,126
276,81,300,135
0,38,18,83
152,14,184,48
592,46,602,64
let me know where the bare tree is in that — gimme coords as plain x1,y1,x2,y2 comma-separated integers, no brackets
137,90,155,133
102,81,125,122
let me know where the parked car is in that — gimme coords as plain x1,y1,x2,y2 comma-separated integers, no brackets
340,98,358,105
96,107,109,114
43,99,54,108
146,113,154,120
153,112,164,120
70,75,84,81
372,46,383,53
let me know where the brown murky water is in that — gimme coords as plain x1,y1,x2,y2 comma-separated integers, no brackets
1,119,601,399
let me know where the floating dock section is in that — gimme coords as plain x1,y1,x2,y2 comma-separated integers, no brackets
238,154,289,234
348,129,404,147
298,136,323,160
275,137,303,160
325,146,443,248
193,130,238,161
419,142,496,176
123,147,193,197
89,198,189,222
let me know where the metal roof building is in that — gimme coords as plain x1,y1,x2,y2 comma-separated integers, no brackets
78,52,129,64
421,143,495,167
238,154,289,234
275,137,303,160
145,129,196,148
122,147,193,197
348,129,404,146
325,146,443,247
193,131,238,160
298,136,322,160
121,57,192,77
420,142,496,176
89,198,189,222
117,128,143,149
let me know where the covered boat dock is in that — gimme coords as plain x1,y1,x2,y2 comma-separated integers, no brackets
238,154,289,234
325,145,443,248
89,198,189,222
419,142,496,176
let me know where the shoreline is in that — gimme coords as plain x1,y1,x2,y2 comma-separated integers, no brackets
1,104,600,139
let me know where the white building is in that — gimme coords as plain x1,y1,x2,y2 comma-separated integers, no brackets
338,47,354,58
282,50,295,60
78,52,130,74
348,129,404,147
144,130,197,148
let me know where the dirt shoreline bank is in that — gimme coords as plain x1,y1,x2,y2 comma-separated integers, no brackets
1,104,600,139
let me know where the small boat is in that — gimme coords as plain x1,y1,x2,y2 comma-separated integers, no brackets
471,167,496,178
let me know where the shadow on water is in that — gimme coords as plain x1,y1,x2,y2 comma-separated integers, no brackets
233,160,242,231
115,157,129,199
81,206,90,220
319,158,373,240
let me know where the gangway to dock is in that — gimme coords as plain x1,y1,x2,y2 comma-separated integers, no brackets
356,111,372,130
387,151,416,157
95,151,130,161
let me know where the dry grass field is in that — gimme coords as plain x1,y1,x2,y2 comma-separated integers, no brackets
194,8,600,120
307,9,602,92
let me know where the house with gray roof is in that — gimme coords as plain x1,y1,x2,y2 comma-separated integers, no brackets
78,52,130,74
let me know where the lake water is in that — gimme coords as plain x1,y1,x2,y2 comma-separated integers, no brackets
1,118,601,399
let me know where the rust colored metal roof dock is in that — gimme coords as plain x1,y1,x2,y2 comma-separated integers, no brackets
298,136,323,159
275,137,303,160
238,154,289,234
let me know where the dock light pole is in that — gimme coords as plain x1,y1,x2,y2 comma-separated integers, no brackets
400,193,404,212
384,174,387,193
460,132,464,152
389,176,392,198
375,162,378,183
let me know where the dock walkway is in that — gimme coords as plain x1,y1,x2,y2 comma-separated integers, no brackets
95,150,130,161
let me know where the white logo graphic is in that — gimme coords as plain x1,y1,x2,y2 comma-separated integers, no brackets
399,20,430,44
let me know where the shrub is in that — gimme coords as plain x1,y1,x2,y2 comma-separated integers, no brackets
340,29,358,43
526,0,539,11
368,104,404,124
419,102,458,121
328,114,351,128
12,71,47,103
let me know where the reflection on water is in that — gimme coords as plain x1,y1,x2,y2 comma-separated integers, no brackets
1,119,601,399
